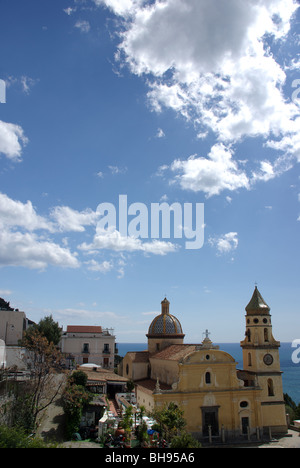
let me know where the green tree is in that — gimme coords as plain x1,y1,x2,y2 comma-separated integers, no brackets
0,297,14,310
28,315,62,346
70,370,88,387
62,383,92,438
150,402,186,442
120,406,134,444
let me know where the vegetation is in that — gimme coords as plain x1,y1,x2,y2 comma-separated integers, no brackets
284,393,300,423
0,297,14,311
20,328,65,432
150,401,201,448
0,425,60,448
170,432,201,448
62,373,92,439
119,405,134,444
25,315,62,346
151,402,186,441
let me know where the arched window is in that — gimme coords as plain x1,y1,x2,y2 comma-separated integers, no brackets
248,352,252,367
264,328,269,342
205,372,211,384
267,379,274,396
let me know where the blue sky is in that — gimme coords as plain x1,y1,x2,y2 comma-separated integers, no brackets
0,0,299,343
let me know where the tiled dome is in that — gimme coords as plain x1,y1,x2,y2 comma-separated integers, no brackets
147,298,184,337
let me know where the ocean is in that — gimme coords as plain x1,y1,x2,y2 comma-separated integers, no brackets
117,342,300,405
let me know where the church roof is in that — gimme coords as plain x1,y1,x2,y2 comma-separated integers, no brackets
245,286,270,314
147,298,184,338
151,344,197,361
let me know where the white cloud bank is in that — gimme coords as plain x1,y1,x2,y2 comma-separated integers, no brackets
0,192,179,271
96,0,300,196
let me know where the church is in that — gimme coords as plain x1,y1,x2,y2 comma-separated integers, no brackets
119,287,287,441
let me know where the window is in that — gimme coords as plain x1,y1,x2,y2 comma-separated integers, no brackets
83,343,89,353
103,343,110,354
248,353,252,367
264,328,269,342
103,358,109,368
268,379,274,396
240,401,248,408
205,372,211,384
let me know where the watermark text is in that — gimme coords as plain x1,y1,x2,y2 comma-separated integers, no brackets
0,79,6,103
291,339,300,364
96,195,205,250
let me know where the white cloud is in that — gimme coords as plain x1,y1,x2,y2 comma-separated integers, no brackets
64,7,77,15
251,154,294,182
97,0,300,177
156,128,165,138
0,193,52,231
50,205,99,232
0,193,79,270
209,232,239,255
0,120,28,161
108,165,128,175
93,0,146,17
170,143,249,198
85,259,114,273
0,192,179,272
0,229,79,270
75,20,91,33
79,227,179,255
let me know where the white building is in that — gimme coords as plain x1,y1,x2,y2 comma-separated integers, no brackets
0,309,27,346
60,326,117,369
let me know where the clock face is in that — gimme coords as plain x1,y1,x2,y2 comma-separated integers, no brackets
263,354,273,366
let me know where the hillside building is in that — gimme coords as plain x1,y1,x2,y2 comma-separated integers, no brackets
60,325,117,369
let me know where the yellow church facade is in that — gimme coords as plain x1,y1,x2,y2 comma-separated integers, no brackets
120,288,287,441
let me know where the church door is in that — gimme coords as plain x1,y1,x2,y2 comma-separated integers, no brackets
202,407,219,437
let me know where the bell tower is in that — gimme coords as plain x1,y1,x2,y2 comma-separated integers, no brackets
240,286,287,434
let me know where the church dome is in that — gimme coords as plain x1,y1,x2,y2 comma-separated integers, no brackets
147,298,184,337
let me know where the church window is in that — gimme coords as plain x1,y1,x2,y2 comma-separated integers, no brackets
248,353,252,367
247,329,251,342
240,401,248,408
206,354,210,360
205,372,211,384
263,318,268,324
264,328,269,342
254,318,259,324
267,379,274,396
126,364,129,375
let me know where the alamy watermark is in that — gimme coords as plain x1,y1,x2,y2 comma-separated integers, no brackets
0,79,6,103
96,195,204,250
291,339,300,364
